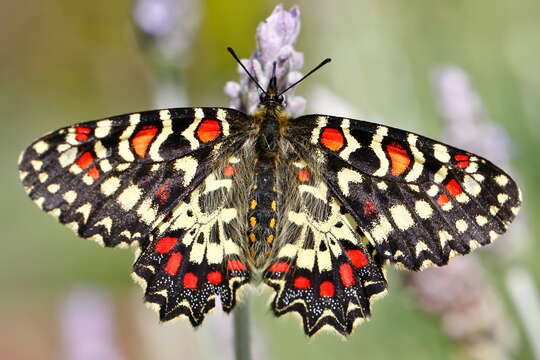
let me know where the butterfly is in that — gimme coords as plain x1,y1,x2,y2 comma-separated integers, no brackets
18,48,521,336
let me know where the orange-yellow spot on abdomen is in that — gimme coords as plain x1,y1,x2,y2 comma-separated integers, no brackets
249,233,256,242
250,200,257,209
197,120,221,143
266,234,274,243
320,127,345,151
269,218,276,228
271,200,277,211
223,164,235,177
297,169,310,182
387,143,410,176
131,125,158,158
249,217,257,227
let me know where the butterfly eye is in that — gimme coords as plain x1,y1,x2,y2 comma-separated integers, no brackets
277,95,284,103
259,93,266,103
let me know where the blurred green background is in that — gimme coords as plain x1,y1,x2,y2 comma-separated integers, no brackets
1,1,539,359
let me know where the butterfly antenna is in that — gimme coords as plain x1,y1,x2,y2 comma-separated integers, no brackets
227,47,267,95
277,58,332,97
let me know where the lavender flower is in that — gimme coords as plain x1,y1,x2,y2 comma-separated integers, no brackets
225,4,306,115
133,0,201,61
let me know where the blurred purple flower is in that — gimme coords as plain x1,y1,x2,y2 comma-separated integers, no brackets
60,288,122,360
225,4,305,115
432,65,513,165
133,0,201,60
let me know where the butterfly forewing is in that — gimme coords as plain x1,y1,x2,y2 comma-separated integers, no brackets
287,115,521,271
18,107,248,248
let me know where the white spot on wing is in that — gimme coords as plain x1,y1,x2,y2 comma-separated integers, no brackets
463,175,481,196
337,168,363,196
47,184,60,193
117,185,142,211
414,200,433,219
371,126,389,177
370,215,393,243
433,143,450,163
390,204,415,231
455,219,468,233
33,141,49,154
100,177,121,196
405,134,425,182
118,124,137,161
31,160,43,171
95,120,112,138
76,203,92,222
148,118,172,161
494,174,509,187
174,156,198,186
64,191,77,204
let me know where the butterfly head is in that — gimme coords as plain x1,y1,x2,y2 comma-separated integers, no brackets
259,65,285,107
227,47,331,112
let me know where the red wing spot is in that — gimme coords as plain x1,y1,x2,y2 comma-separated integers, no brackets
454,154,470,169
268,262,290,273
437,193,450,205
223,164,235,177
164,252,182,275
207,271,223,285
197,120,221,143
75,127,91,141
131,125,158,158
183,273,198,289
347,250,368,268
76,152,94,170
155,183,171,204
294,276,311,289
297,169,310,182
155,236,178,254
320,281,335,297
445,179,462,197
320,128,345,151
87,167,100,180
227,259,246,271
387,143,411,176
339,264,355,287
363,200,377,216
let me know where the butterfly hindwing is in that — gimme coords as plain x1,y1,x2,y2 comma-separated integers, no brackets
263,158,387,336
18,107,248,247
288,115,521,270
132,154,253,325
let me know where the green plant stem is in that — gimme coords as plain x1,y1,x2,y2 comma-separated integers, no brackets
233,293,252,360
